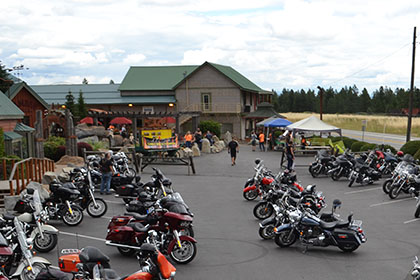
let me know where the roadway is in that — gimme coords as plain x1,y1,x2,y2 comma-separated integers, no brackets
37,147,419,280
342,129,420,150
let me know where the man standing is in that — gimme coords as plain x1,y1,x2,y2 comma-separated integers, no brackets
228,136,239,166
258,131,265,152
100,152,114,195
194,128,203,150
286,139,295,171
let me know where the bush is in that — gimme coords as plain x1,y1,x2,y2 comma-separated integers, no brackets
351,141,368,152
328,136,342,142
57,145,66,160
273,130,283,139
199,120,221,137
0,128,4,157
414,148,420,160
44,136,66,161
401,140,420,156
77,142,93,157
341,137,358,150
86,140,108,151
360,143,377,152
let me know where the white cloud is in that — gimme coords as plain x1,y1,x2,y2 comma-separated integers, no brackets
123,53,146,65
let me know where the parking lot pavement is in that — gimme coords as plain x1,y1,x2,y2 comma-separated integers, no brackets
39,146,420,280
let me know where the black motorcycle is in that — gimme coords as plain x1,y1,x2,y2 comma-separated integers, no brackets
44,181,84,226
383,155,415,194
309,150,335,177
388,164,419,199
274,206,366,252
328,152,355,181
348,161,381,187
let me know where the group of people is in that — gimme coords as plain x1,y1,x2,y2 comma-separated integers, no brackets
184,128,214,149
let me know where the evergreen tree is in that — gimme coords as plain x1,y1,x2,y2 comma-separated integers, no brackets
82,78,89,84
77,90,87,119
64,90,76,114
109,79,115,84
0,61,13,93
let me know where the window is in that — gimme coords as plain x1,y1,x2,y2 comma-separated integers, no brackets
201,93,211,111
143,106,154,114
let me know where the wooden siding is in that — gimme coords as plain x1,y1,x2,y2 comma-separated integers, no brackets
0,119,19,132
12,87,46,127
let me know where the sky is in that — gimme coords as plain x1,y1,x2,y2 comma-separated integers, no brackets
1,0,420,93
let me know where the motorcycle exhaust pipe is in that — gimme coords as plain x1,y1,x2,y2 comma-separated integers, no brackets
105,241,141,250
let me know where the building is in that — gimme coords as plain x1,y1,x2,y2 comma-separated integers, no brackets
32,62,272,139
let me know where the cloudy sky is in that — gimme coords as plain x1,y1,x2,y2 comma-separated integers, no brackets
1,0,420,92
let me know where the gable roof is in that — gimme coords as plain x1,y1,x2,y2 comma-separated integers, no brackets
119,62,266,93
119,65,199,91
6,82,49,108
286,116,342,135
0,92,24,119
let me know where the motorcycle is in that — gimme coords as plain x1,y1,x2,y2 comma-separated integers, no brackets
274,206,366,252
328,152,355,181
388,164,419,199
1,218,51,280
59,243,176,280
112,152,136,178
383,155,415,194
348,161,381,187
375,150,399,176
11,189,58,253
309,150,335,177
408,185,420,218
412,256,420,280
44,181,84,226
71,166,108,218
243,159,274,201
106,208,197,264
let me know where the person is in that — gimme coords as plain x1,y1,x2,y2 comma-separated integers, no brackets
99,152,114,195
268,132,273,150
121,125,127,138
205,131,213,145
184,131,193,148
194,128,203,150
286,138,295,171
250,131,257,152
258,131,265,152
228,136,239,166
300,135,308,149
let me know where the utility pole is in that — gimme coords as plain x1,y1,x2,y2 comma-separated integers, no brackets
407,26,416,142
317,86,324,120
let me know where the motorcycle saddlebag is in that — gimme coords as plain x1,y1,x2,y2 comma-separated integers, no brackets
126,201,147,214
111,175,133,187
332,228,361,247
108,215,132,229
13,199,33,214
115,184,135,196
58,253,80,273
105,226,133,242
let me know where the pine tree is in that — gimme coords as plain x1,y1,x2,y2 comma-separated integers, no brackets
64,90,76,114
82,78,89,84
109,79,115,84
77,90,87,119
0,61,13,93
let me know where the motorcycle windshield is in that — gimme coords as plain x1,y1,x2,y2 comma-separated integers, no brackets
171,192,185,205
33,190,42,216
13,218,32,260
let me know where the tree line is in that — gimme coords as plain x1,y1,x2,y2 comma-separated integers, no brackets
272,86,420,114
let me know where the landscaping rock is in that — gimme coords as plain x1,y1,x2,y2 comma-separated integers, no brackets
215,140,225,150
224,131,232,145
192,144,201,157
202,138,211,153
212,135,220,143
183,148,193,157
123,138,132,146
56,155,85,166
211,146,221,153
42,172,58,184
113,135,124,147
78,135,99,143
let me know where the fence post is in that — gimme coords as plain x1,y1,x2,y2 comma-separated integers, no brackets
41,160,45,178
26,160,30,186
2,159,6,180
37,159,42,183
16,165,20,195
20,163,25,190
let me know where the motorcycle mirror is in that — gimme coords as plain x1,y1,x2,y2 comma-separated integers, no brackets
255,158,261,165
332,199,342,209
26,188,35,195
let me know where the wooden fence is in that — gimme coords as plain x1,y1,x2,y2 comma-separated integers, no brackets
5,158,55,195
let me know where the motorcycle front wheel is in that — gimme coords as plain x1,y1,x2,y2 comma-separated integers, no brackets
169,240,197,264
382,179,393,194
243,189,258,201
20,262,46,280
62,207,84,226
415,200,420,218
309,165,319,178
331,171,340,181
274,229,297,248
259,225,275,240
124,168,136,178
34,232,58,252
348,177,355,188
86,198,108,218
253,202,274,220
388,185,401,199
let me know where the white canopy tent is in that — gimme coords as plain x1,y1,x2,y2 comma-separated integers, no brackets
286,116,342,136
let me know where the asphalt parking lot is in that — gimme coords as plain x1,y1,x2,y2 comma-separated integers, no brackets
39,146,420,280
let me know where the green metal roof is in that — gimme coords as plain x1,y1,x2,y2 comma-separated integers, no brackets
4,131,23,141
119,62,265,93
0,92,24,119
244,102,286,118
30,84,176,105
5,82,49,108
14,122,35,132
119,65,199,91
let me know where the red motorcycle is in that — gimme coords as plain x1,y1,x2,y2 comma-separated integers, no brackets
106,209,197,264
243,159,275,201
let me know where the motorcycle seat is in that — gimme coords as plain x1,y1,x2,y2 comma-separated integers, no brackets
124,212,148,220
129,222,149,233
79,246,110,264
3,213,15,221
103,268,120,280
319,219,349,230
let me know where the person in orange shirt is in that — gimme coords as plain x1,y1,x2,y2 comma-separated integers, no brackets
258,131,265,152
184,131,194,148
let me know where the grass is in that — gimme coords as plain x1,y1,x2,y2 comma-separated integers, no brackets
283,113,420,137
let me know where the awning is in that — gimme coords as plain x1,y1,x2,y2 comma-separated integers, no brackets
14,122,35,132
4,131,23,141
256,115,281,127
286,116,342,135
264,118,292,128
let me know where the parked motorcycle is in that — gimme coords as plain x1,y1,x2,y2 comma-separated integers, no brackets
328,152,355,181
309,150,335,177
274,206,366,252
112,152,136,178
383,155,415,194
44,181,84,226
11,189,58,253
348,161,381,187
388,164,419,199
243,159,274,201
412,256,420,280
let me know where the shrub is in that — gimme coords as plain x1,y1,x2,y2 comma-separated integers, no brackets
199,120,221,137
360,143,377,152
86,140,108,151
414,148,420,160
77,142,93,157
273,130,283,139
376,144,397,154
401,141,420,156
328,136,342,142
44,136,66,161
0,128,4,157
341,137,358,150
57,145,66,160
351,141,368,152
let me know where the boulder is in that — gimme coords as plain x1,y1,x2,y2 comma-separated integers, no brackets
58,172,70,182
183,148,193,157
211,146,221,153
176,149,184,158
77,135,98,143
91,126,108,138
42,172,58,184
123,138,132,146
56,155,85,167
201,138,211,153
76,123,89,130
113,135,124,147
62,167,74,173
214,140,225,150
224,131,232,145
76,128,95,139
212,135,220,143
192,144,201,157
101,138,110,149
